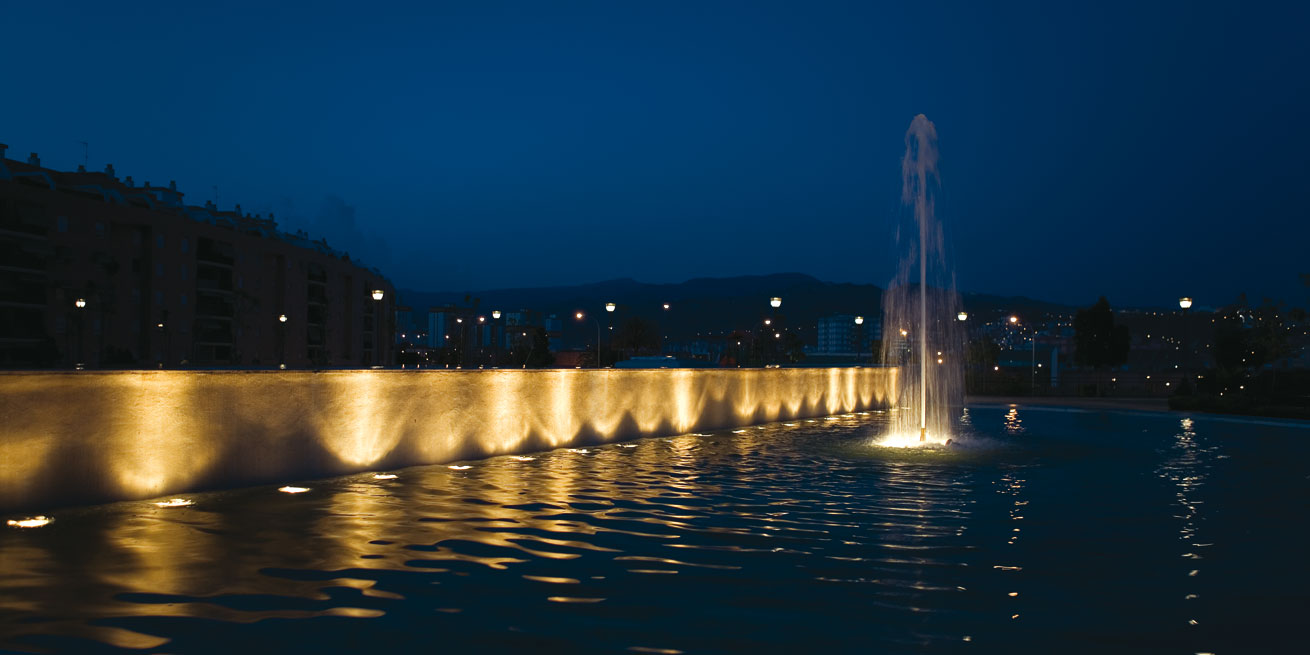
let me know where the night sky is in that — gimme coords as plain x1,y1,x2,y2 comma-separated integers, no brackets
4,1,1307,308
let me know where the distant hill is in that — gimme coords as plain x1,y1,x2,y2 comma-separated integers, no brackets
398,273,1080,345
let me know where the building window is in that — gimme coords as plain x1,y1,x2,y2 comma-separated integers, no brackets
95,222,105,236
57,216,68,232
156,262,164,277
180,293,187,306
180,265,188,281
156,234,164,248
181,237,189,253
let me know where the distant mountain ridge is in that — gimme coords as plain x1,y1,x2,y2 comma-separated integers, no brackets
399,273,1080,344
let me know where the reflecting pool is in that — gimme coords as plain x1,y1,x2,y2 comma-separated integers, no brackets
3,406,1308,653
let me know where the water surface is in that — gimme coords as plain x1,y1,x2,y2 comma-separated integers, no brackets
3,407,1307,653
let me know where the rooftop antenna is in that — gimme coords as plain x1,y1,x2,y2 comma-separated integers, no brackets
78,141,88,168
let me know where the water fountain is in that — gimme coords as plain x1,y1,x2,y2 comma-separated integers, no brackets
878,114,964,447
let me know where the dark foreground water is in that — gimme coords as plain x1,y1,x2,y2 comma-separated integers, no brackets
3,406,1309,654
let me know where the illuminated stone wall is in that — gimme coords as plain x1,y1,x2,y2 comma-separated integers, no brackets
0,367,896,511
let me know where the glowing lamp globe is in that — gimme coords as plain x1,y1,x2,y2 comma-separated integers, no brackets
770,297,782,308
605,302,616,313
371,289,385,301
854,316,864,325
74,298,86,309
957,311,968,321
492,310,501,319
1179,297,1193,310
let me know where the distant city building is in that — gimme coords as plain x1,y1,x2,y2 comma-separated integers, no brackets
0,144,394,368
815,314,880,355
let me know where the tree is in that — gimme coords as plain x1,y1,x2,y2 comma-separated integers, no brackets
782,332,806,363
1074,297,1130,395
613,317,661,358
512,326,555,368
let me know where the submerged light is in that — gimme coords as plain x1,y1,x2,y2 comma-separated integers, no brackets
7,516,52,528
153,498,193,508
278,486,310,494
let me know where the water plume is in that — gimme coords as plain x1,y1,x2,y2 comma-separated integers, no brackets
877,115,964,446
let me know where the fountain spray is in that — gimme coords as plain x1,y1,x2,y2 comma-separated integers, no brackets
878,115,964,447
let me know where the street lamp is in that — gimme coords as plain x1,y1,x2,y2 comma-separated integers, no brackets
276,313,288,369
1179,297,1194,386
662,303,670,310
577,311,602,367
371,289,385,366
73,298,86,369
770,297,782,309
957,311,968,321
605,302,616,313
854,316,865,364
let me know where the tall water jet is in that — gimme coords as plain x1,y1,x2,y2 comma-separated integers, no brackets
879,115,964,446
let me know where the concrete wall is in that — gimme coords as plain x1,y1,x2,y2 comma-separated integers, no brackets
0,367,897,511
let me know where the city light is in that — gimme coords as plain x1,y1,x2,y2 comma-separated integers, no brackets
764,319,772,325
855,316,864,325
1179,297,1193,309
575,312,583,320
957,311,968,321
605,302,616,313
662,303,670,310
278,314,287,323
492,310,501,319
1009,315,1019,324
770,297,782,308
74,298,86,309
371,289,385,301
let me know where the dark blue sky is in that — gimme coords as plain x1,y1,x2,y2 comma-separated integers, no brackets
5,1,1307,307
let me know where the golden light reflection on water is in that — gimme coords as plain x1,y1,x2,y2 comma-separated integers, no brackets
0,368,895,511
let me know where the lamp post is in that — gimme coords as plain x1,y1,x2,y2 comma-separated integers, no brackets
768,297,781,366
477,315,487,366
456,317,466,368
1008,315,1036,393
1179,297,1193,387
854,315,865,364
73,298,86,369
371,289,385,367
491,310,501,366
277,313,287,369
577,311,602,367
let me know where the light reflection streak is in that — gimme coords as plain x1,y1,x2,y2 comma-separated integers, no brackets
1158,417,1215,627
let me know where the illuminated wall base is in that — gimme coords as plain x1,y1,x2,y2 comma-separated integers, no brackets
0,367,896,511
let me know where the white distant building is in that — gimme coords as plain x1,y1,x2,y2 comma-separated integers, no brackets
816,314,880,355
